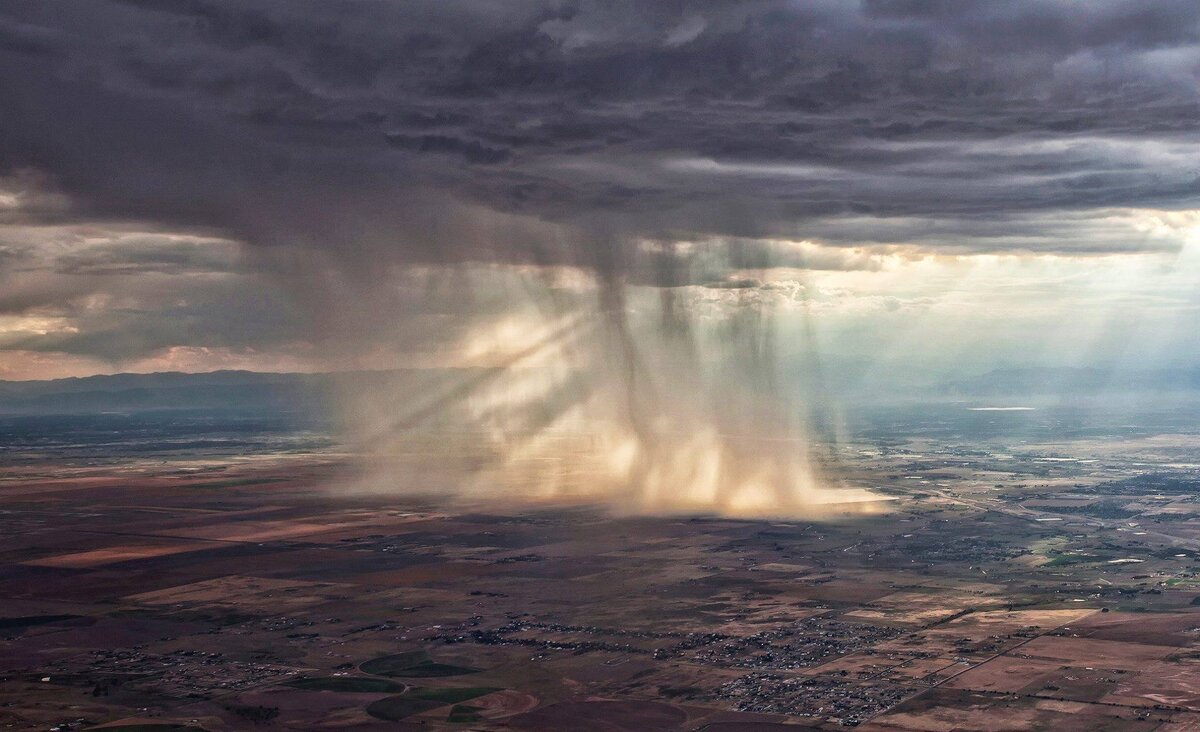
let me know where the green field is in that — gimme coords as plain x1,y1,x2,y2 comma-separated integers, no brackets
409,687,498,704
361,686,499,722
285,676,406,693
364,696,443,721
360,651,479,678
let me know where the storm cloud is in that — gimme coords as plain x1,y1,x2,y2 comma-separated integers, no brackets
1,0,1197,267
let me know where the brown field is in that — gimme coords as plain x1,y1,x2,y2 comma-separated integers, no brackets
942,607,1098,634
21,540,216,568
507,700,689,731
943,655,1066,693
864,688,1165,731
125,575,354,611
1067,611,1200,647
1104,660,1200,710
845,591,997,625
1014,635,1178,672
5,441,1200,730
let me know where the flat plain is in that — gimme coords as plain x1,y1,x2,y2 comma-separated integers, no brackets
4,404,1200,730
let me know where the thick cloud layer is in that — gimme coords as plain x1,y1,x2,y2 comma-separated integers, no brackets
2,0,1198,266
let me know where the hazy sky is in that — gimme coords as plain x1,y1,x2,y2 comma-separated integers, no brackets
2,0,1199,380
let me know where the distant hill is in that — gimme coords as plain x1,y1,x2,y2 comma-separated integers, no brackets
941,367,1200,398
0,368,505,417
0,370,330,415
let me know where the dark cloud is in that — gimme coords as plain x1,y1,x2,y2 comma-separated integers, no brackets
384,133,511,165
1,0,1198,266
51,236,242,276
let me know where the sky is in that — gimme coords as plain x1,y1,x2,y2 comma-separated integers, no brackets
1,0,1200,383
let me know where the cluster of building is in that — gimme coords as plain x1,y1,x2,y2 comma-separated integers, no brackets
710,672,914,726
688,617,903,671
42,648,296,698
